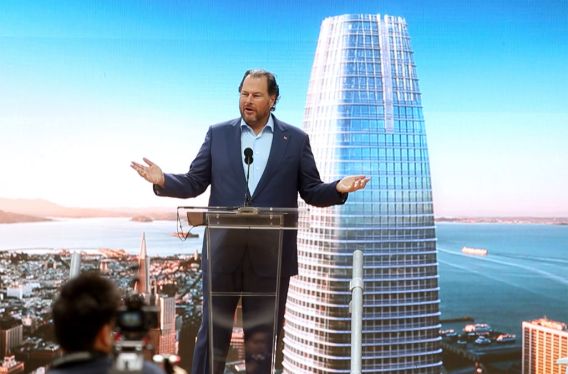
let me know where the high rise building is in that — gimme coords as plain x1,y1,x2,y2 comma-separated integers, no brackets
283,14,441,373
134,233,150,296
522,318,568,374
0,318,23,358
133,233,178,355
69,252,81,278
99,258,111,273
149,295,177,355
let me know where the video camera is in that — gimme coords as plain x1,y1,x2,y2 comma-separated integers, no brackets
110,294,159,374
116,294,159,340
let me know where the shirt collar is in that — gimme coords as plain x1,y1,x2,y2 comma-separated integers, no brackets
240,115,274,134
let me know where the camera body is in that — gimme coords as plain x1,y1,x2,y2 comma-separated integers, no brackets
116,294,159,340
110,294,159,374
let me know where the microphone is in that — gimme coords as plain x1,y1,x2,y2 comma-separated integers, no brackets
244,147,254,165
243,148,253,206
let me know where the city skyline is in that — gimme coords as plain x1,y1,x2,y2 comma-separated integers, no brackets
0,244,203,372
1,0,567,216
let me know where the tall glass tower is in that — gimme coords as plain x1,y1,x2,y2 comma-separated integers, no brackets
283,14,442,373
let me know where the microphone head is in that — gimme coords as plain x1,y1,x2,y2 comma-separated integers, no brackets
244,147,254,164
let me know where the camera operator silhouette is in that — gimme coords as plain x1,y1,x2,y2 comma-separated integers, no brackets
48,272,166,374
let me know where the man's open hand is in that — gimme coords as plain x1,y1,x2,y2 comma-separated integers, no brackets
131,157,165,187
336,175,370,193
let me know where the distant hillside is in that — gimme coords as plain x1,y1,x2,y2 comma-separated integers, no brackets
435,216,568,225
109,207,177,221
0,198,177,220
0,210,52,224
0,198,128,218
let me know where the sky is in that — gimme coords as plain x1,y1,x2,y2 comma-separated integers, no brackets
1,0,567,216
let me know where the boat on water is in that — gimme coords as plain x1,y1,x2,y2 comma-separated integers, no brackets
496,333,516,343
474,336,492,345
461,246,488,256
463,323,492,334
441,329,457,337
171,231,199,239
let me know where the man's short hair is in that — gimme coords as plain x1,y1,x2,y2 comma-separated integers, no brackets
238,69,280,111
52,272,120,352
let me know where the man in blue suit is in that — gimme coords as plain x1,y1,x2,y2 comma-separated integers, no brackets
132,69,368,374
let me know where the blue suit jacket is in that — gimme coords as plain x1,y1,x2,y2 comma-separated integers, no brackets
155,115,346,276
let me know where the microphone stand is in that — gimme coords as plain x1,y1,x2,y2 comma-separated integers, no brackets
245,163,252,207
243,148,254,208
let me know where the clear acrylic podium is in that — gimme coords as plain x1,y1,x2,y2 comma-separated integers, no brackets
178,206,300,374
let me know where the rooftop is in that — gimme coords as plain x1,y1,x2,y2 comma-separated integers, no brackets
526,317,567,331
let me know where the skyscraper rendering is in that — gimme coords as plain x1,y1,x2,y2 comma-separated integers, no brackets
522,318,568,374
283,14,441,373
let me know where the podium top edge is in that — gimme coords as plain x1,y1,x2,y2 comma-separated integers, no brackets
177,206,307,213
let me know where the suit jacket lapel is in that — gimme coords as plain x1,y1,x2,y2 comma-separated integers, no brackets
252,116,289,198
228,119,247,186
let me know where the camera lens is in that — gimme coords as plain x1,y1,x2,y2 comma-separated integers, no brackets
119,311,142,329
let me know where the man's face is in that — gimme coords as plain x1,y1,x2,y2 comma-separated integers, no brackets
239,75,275,131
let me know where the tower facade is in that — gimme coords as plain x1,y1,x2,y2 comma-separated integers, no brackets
522,318,568,374
283,14,441,373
